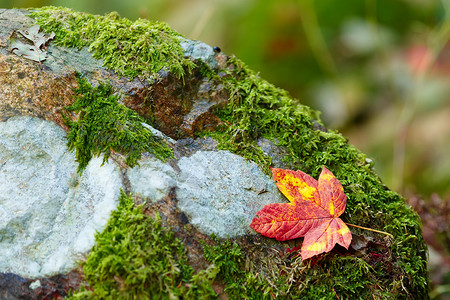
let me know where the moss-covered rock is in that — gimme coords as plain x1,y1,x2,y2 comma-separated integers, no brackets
70,191,217,299
29,6,196,80
63,74,173,173
0,6,428,299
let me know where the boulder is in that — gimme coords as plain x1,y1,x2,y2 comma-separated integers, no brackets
0,7,429,299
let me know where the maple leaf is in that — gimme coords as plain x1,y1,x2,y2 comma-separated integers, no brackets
250,167,352,260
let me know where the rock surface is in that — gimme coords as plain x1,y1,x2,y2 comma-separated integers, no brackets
179,38,217,69
128,150,284,238
0,116,123,279
127,156,178,203
176,150,283,237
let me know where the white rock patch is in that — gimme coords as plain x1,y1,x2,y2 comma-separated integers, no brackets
0,116,123,278
127,158,177,202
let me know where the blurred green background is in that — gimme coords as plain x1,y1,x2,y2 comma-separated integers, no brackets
2,0,450,297
3,0,448,198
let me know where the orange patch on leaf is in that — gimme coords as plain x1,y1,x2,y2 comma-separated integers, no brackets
250,167,352,260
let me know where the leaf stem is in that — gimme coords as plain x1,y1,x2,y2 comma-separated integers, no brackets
345,223,394,239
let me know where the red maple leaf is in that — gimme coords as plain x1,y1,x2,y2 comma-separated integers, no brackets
250,167,352,260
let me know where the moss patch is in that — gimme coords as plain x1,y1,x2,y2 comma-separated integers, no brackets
203,237,281,299
64,74,172,173
30,6,196,80
70,191,217,299
205,235,417,299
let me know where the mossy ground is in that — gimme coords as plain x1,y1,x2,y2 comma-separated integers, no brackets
30,7,428,299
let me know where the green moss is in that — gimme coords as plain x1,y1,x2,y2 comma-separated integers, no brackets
204,57,429,298
70,191,217,299
203,237,278,299
203,236,420,299
30,6,196,79
64,74,173,173
300,256,392,299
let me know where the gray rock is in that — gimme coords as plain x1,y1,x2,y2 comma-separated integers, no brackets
127,149,284,238
179,38,218,69
257,138,298,169
0,116,123,278
141,122,176,145
45,45,104,76
127,157,177,203
176,150,283,238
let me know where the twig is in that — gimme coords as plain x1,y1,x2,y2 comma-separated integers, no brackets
345,223,394,239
